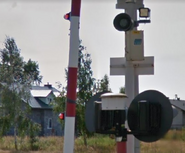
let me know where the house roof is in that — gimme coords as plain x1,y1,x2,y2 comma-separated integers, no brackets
28,96,52,109
31,85,59,92
31,85,60,97
31,90,52,97
170,99,185,111
0,83,59,109
28,84,60,109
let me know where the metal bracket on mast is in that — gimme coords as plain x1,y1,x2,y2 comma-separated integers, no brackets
110,56,154,76
116,0,144,9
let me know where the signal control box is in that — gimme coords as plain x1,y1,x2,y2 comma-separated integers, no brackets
125,30,144,61
101,93,127,110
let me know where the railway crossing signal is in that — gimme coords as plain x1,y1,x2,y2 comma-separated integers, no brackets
113,13,135,31
85,90,173,143
127,90,173,142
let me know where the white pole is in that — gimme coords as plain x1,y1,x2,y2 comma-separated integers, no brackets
125,3,140,153
125,63,140,153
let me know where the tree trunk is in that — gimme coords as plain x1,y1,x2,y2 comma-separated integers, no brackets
83,131,87,146
14,126,18,150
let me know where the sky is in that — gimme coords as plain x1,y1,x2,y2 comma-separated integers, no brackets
0,0,185,100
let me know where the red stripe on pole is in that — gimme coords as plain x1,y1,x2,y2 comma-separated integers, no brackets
71,0,81,16
66,67,78,117
117,142,126,153
66,103,76,116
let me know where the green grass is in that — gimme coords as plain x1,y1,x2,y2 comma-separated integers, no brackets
1,129,185,153
0,135,116,153
75,135,116,153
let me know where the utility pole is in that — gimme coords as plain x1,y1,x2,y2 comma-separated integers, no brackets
63,0,81,153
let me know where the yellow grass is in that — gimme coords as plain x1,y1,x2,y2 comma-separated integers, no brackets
141,140,185,153
0,129,185,153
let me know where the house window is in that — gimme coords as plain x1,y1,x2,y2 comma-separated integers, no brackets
47,118,52,129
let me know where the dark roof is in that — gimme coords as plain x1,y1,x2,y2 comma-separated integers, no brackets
29,96,52,109
31,85,59,93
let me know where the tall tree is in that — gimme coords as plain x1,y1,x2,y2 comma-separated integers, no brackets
94,74,111,93
53,41,111,146
119,86,125,94
76,43,95,145
24,59,42,85
100,74,109,91
0,37,42,150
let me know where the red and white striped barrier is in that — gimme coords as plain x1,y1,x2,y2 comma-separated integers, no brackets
63,0,81,153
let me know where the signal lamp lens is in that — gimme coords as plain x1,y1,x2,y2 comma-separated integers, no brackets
59,113,64,120
64,12,70,20
120,19,129,28
113,13,134,32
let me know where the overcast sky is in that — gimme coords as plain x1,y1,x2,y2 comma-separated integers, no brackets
0,0,185,99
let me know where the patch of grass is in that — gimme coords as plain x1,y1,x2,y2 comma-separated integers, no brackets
141,128,185,153
75,134,116,153
141,140,185,153
0,135,116,153
163,128,185,141
1,129,185,153
0,137,15,150
0,136,64,153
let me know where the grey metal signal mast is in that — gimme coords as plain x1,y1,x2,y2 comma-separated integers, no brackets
110,0,152,153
